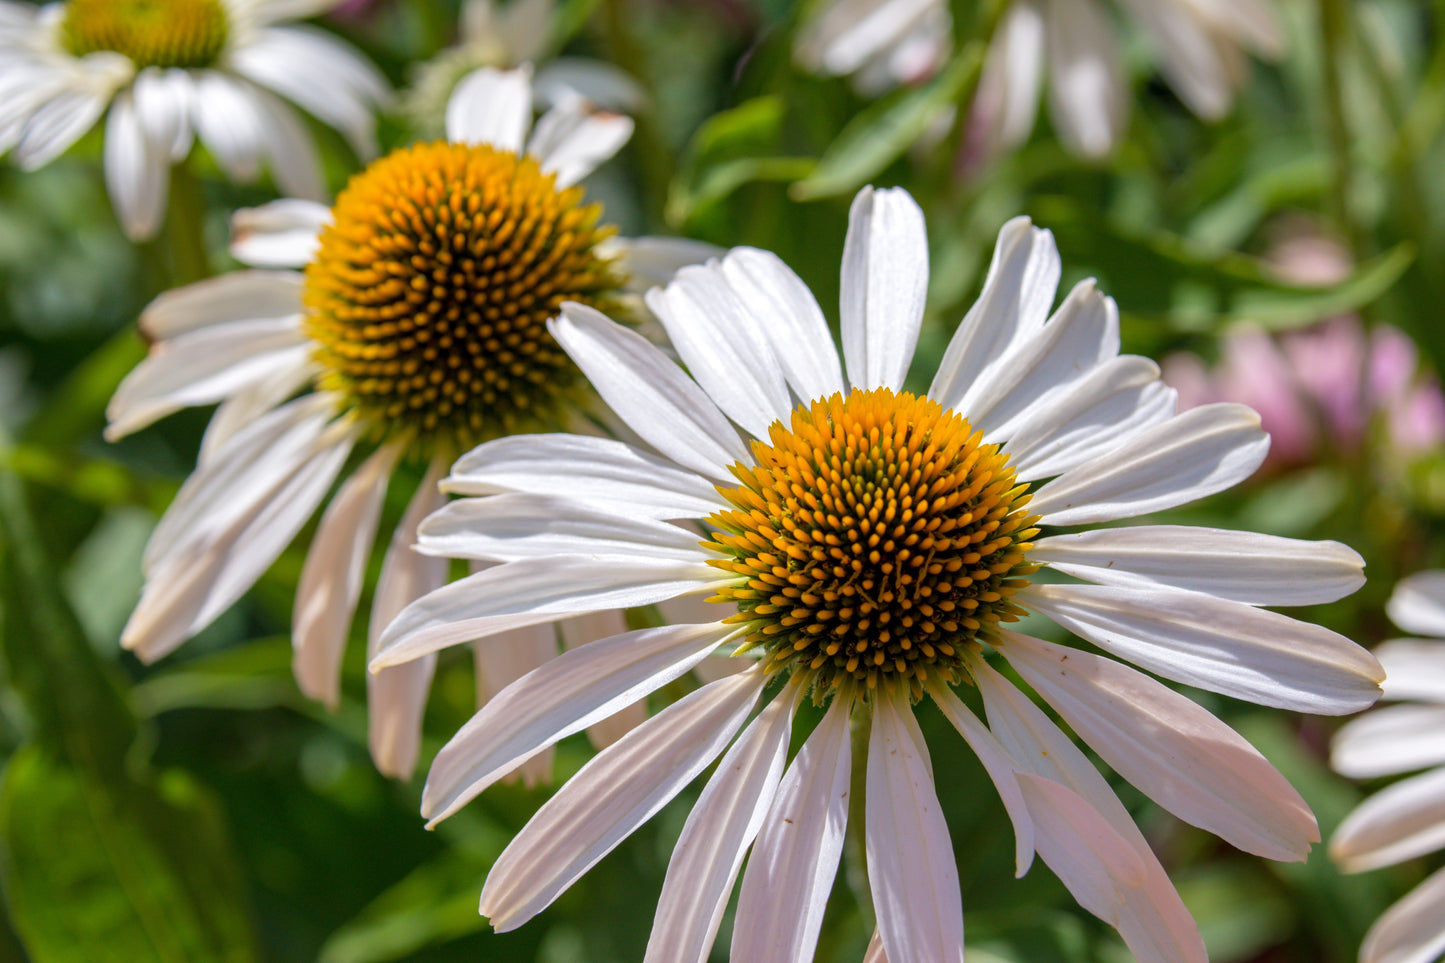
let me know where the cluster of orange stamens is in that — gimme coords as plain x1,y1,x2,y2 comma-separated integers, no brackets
64,0,229,68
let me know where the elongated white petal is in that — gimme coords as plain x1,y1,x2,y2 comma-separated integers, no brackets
229,200,329,268
644,686,799,963
1045,0,1125,158
473,622,560,788
1332,705,1445,779
1021,582,1384,713
446,65,532,151
374,554,718,668
599,235,723,293
526,100,633,187
551,303,749,480
646,264,793,439
867,694,965,963
15,83,112,169
104,89,168,241
292,445,397,709
140,269,304,340
1388,571,1445,639
864,931,888,963
1031,525,1366,606
795,0,937,75
719,247,846,403
197,355,315,463
1117,0,1233,120
1001,631,1318,860
192,72,265,182
975,1,1046,151
105,318,307,439
422,621,731,822
840,186,928,392
1331,766,1445,872
1359,864,1445,963
1375,639,1445,703
478,668,765,927
132,67,192,160
732,697,852,963
558,610,647,749
533,58,647,112
367,465,448,779
443,433,723,519
248,85,326,202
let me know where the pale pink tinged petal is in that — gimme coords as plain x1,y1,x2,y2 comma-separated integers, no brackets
1030,525,1366,606
367,463,448,780
1044,0,1125,158
795,0,938,76
1020,582,1384,713
197,356,315,463
423,620,731,821
645,264,793,438
192,72,266,182
229,199,329,268
1388,571,1445,639
839,186,928,392
863,931,888,963
598,236,722,294
132,67,193,160
1331,766,1445,873
247,85,326,202
525,100,633,187
103,89,169,241
1027,403,1269,526
372,554,719,668
1001,631,1318,860
1375,639,1445,704
478,668,765,928
441,433,725,520
445,65,532,151
929,217,1060,413
719,247,847,402
558,610,645,749
1004,356,1176,482
105,317,308,440
1361,864,1445,963
643,685,800,963
969,280,1119,440
692,653,750,682
732,696,852,963
1332,705,1445,779
978,0,1045,150
474,622,560,788
292,444,398,709
866,695,965,963
533,58,647,113
550,303,749,481
14,84,111,169
140,269,305,339
927,682,1035,876
1116,0,1234,120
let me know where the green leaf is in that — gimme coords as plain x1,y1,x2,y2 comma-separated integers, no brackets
790,45,982,201
667,96,816,225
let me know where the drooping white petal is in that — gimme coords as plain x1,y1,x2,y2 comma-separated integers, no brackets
974,1,1046,151
1387,571,1445,639
1332,704,1445,779
478,667,765,928
140,269,305,340
1358,864,1445,963
14,82,113,170
473,621,560,789
1020,582,1384,713
292,444,398,709
442,433,725,519
132,67,193,160
558,609,647,749
526,99,633,187
1190,0,1285,56
1375,639,1445,703
598,235,723,293
866,694,965,963
1044,0,1125,158
840,186,929,392
422,621,732,822
229,199,330,268
732,697,852,963
795,0,938,76
1331,766,1445,873
192,72,266,182
445,65,532,152
248,85,326,202
103,89,169,242
929,217,1060,413
1000,631,1318,860
197,355,315,463
550,303,749,480
1030,525,1366,606
644,685,799,963
1027,403,1269,526
1117,0,1234,120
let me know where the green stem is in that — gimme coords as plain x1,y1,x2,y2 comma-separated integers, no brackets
1318,0,1359,247
597,0,674,226
844,698,874,934
157,161,212,287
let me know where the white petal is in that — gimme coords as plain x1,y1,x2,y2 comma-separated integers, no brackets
14,82,112,169
103,89,169,241
1044,0,1126,158
422,621,731,822
198,354,315,462
732,697,852,963
840,186,928,392
248,85,326,201
600,235,722,293
1388,571,1445,639
1359,864,1445,963
795,0,938,76
477,668,765,929
1027,403,1269,526
229,199,329,268
140,269,305,339
1020,582,1384,713
1189,0,1285,56
975,1,1046,150
551,303,749,481
863,931,888,963
866,694,965,963
132,67,193,160
1331,766,1445,872
930,217,1061,413
526,99,633,187
644,686,799,963
1001,631,1318,860
372,554,718,668
558,609,646,749
533,58,647,113
191,72,265,182
472,622,560,788
1332,705,1445,779
446,65,532,151
1376,639,1445,703
292,444,397,709
1117,0,1234,120
442,433,725,519
1031,525,1366,606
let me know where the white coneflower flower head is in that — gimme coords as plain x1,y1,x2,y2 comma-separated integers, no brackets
373,185,1383,963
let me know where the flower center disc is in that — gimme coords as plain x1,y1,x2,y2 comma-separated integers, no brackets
303,142,622,457
63,0,229,69
707,388,1039,697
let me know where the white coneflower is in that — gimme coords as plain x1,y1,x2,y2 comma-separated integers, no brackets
105,65,708,780
0,0,389,240
374,185,1383,962
1332,571,1445,963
